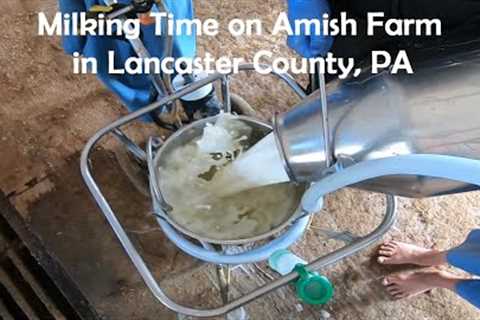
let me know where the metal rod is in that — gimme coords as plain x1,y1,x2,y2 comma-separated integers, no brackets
112,128,147,162
106,4,135,19
156,0,175,95
221,75,232,113
216,265,230,304
238,64,306,99
103,0,168,97
317,69,332,168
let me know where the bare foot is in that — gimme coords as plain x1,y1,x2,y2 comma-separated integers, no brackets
377,241,447,266
382,270,461,300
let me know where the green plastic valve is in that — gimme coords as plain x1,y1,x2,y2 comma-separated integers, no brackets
268,249,334,305
293,264,334,305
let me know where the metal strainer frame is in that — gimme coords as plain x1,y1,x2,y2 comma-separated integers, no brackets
80,65,397,317
147,114,308,245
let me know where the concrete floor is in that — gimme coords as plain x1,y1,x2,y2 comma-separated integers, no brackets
1,0,480,319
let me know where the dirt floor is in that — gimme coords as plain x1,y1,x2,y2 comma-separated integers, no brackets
1,0,480,319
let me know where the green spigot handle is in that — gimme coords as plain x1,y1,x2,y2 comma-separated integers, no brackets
293,264,334,305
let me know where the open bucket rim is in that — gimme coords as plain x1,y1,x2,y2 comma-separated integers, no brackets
150,114,307,245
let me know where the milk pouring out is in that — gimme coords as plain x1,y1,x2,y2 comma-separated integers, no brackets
209,132,291,197
158,114,301,241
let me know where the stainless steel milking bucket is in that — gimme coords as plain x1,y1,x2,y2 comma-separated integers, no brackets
274,44,480,198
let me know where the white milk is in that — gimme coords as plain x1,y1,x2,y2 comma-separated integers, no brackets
158,115,299,241
210,132,290,197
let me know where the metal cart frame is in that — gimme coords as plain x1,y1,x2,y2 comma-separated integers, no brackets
80,65,398,317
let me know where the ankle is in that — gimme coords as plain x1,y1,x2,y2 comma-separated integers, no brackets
412,248,447,267
428,249,448,266
428,270,464,291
